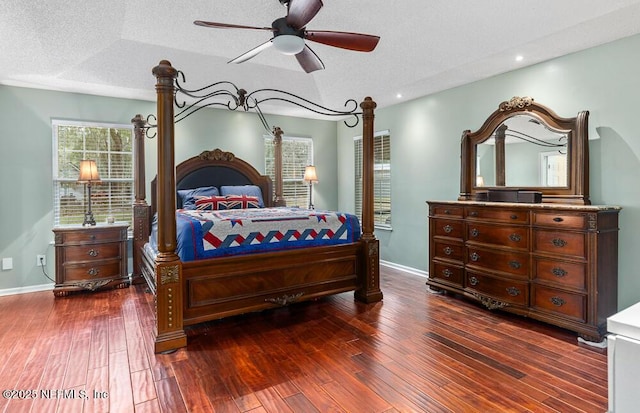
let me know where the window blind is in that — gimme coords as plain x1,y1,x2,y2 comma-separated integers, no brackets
355,131,391,228
265,136,313,208
53,120,134,228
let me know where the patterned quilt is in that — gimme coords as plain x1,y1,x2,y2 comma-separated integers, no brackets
171,207,361,261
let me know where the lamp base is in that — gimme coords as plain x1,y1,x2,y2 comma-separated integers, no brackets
83,212,96,226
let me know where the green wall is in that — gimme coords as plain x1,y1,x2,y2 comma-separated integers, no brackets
338,33,640,310
0,85,337,292
3,33,640,310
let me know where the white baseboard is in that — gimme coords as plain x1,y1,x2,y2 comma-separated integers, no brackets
0,283,54,297
380,260,428,278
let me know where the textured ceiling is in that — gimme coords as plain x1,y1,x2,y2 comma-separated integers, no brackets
3,0,640,118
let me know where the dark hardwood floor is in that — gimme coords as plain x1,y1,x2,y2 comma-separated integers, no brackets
0,266,608,412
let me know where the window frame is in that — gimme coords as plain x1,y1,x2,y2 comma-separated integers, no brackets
52,119,134,230
264,135,314,208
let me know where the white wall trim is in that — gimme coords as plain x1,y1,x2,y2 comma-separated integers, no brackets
380,260,428,278
0,283,54,297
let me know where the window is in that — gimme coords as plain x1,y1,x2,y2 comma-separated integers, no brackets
52,120,134,229
355,131,391,229
265,136,313,208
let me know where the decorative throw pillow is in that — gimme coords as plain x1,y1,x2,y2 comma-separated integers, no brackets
178,186,219,209
194,195,229,211
220,185,265,207
222,195,261,209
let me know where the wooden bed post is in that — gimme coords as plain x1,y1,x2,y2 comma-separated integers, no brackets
356,97,383,303
131,114,150,285
151,60,187,352
272,126,286,206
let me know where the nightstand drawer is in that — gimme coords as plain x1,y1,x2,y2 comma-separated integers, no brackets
63,261,123,282
62,243,122,263
56,228,125,244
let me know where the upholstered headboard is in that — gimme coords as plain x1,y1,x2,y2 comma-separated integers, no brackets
150,148,274,216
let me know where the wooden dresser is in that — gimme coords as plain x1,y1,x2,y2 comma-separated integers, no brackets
53,224,129,296
427,200,620,341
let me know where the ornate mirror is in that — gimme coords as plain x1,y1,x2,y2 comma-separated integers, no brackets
459,96,590,205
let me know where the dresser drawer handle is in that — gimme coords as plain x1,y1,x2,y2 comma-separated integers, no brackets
88,249,99,257
90,234,96,240
552,238,567,247
470,228,479,237
442,269,453,278
550,296,566,307
469,211,478,217
509,233,521,242
469,276,479,286
443,225,453,234
443,247,454,256
470,252,480,262
552,268,567,277
87,268,100,276
443,209,450,215
506,287,520,296
553,217,564,222
508,260,521,270
510,214,518,220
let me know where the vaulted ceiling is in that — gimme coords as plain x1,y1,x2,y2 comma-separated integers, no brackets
3,0,640,118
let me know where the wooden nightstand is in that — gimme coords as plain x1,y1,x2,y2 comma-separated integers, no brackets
52,224,129,296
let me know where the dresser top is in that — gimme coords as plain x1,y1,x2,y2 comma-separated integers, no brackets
427,200,621,212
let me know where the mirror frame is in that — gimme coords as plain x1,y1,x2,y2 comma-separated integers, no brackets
459,96,590,205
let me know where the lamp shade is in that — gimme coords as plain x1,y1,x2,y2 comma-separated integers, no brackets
273,35,305,55
304,165,318,183
77,160,101,183
476,175,485,187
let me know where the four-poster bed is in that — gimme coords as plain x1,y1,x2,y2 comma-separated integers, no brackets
132,60,382,353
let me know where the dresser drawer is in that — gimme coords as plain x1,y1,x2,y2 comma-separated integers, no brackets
430,204,464,218
466,223,528,250
465,271,528,307
533,258,586,290
466,246,529,278
432,218,464,239
533,212,587,229
431,262,464,287
531,285,586,322
534,229,586,259
465,207,529,224
433,239,464,261
61,243,122,263
63,261,123,282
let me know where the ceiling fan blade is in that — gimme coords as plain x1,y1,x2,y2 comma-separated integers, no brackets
305,30,380,52
194,20,274,31
295,45,325,73
228,40,274,64
286,0,323,29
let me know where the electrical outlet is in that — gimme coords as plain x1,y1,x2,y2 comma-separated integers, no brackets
37,254,46,267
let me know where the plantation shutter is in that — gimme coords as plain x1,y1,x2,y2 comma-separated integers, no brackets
53,120,134,228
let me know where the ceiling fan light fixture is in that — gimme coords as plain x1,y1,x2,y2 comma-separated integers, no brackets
273,35,305,55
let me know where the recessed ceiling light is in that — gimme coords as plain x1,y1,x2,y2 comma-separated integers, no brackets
396,93,403,99
515,55,524,62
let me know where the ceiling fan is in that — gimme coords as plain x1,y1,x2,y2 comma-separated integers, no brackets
194,0,380,73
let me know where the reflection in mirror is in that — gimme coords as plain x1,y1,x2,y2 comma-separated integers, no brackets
476,114,569,188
